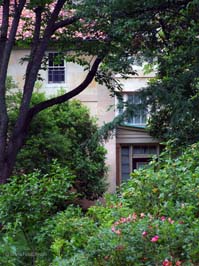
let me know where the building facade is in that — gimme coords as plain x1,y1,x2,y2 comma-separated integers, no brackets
8,49,159,192
115,68,160,186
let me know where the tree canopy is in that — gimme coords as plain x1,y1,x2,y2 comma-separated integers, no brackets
140,0,199,147
12,92,107,199
0,0,192,182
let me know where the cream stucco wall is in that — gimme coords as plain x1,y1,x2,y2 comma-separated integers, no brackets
8,49,29,87
8,49,117,192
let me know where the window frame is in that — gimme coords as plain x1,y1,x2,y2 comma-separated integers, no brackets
120,143,160,182
126,93,147,126
47,52,66,84
117,92,147,127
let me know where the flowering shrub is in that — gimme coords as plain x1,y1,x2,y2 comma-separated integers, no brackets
49,206,199,266
49,143,199,266
121,142,199,220
0,162,76,266
9,90,107,200
1,143,199,265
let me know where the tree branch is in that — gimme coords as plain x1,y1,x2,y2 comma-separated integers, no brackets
43,0,67,39
0,0,26,182
157,18,171,45
0,0,10,41
0,0,26,94
52,15,80,32
31,6,43,48
20,0,67,111
0,0,10,69
29,57,102,118
113,0,191,18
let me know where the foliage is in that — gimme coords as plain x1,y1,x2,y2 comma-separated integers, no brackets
0,0,191,182
1,143,199,265
121,143,199,220
140,0,199,147
32,143,199,265
0,162,76,266
7,89,107,199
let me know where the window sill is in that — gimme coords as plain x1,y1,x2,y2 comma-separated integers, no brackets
121,122,146,129
45,82,68,88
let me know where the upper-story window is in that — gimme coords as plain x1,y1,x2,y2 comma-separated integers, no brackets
117,92,147,126
126,93,147,126
48,53,65,84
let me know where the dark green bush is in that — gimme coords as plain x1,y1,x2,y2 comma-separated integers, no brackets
1,143,199,265
121,142,199,220
8,90,107,199
0,162,76,266
5,79,199,265
47,143,199,266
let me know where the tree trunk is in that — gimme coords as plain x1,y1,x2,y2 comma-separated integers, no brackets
0,127,28,184
0,159,14,184
0,57,102,183
0,1,101,183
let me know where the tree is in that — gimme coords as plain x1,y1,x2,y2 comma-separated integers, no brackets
140,0,199,147
0,0,191,183
10,91,107,199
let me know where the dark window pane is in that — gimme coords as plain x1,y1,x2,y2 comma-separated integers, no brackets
48,53,54,66
48,67,65,83
122,156,129,164
121,147,129,155
121,146,130,181
122,173,130,181
120,93,147,126
133,145,157,155
48,53,65,83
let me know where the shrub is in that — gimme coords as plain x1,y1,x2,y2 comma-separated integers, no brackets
0,162,76,266
121,142,199,219
3,94,199,266
46,143,199,265
42,205,199,266
8,89,107,199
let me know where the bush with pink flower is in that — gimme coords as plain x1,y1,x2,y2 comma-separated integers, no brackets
2,142,199,265
49,143,199,266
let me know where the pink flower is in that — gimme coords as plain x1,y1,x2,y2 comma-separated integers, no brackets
160,216,166,221
168,217,174,224
151,235,159,242
127,215,131,222
132,213,137,220
120,217,127,223
111,226,121,235
142,231,148,237
140,213,145,218
104,256,109,261
115,229,121,235
162,259,172,266
176,261,182,266
111,226,116,232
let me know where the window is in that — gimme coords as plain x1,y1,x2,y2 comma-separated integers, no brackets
133,145,157,155
120,144,159,182
136,161,149,169
126,93,147,126
117,92,147,126
121,147,130,181
48,53,65,84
